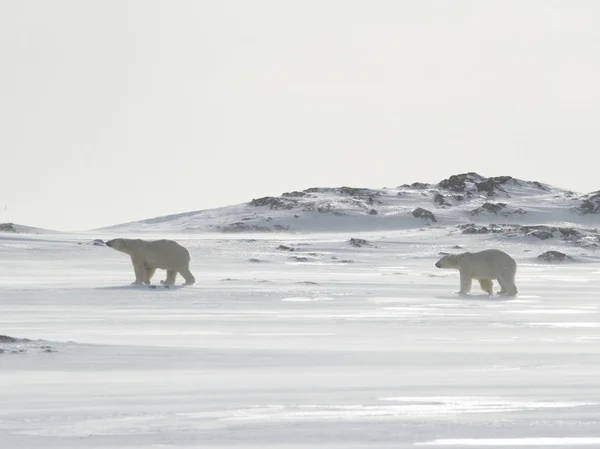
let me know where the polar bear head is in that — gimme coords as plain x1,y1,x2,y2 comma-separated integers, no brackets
435,253,460,269
105,238,130,254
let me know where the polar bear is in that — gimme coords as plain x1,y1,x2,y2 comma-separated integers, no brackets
435,249,518,296
105,238,196,286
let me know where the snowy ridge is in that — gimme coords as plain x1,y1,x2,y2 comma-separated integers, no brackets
0,222,58,234
101,173,600,238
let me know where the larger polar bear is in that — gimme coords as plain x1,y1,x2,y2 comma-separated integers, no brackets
106,238,196,286
435,249,518,296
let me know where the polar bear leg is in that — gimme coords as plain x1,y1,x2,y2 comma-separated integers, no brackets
497,274,518,296
131,259,146,285
144,267,156,285
179,267,196,285
160,270,177,285
458,272,472,294
478,279,493,295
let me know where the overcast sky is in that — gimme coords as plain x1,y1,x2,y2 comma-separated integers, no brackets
1,1,599,231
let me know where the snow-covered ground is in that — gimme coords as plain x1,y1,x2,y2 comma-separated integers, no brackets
2,227,600,448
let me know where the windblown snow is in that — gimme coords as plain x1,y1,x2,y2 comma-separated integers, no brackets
2,173,600,448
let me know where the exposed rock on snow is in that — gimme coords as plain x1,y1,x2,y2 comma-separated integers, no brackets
437,172,486,193
250,197,297,210
218,222,276,233
537,251,573,262
0,223,16,232
277,245,295,251
349,238,369,247
433,193,452,207
281,191,307,198
457,224,600,247
412,207,437,222
0,335,57,354
470,202,507,215
0,335,21,343
78,239,106,246
575,191,600,214
400,182,430,190
469,202,527,217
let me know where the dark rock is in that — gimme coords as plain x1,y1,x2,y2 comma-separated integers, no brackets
339,186,378,197
456,223,598,247
412,207,437,222
277,245,294,251
575,191,600,215
281,191,307,198
438,172,485,192
529,230,554,240
0,335,20,343
458,224,490,234
453,195,465,201
433,193,452,207
289,256,311,262
339,259,355,263
470,202,507,216
0,223,16,233
219,222,273,233
349,238,368,247
248,258,263,263
369,209,378,215
92,239,105,246
537,251,573,262
475,176,517,196
250,196,296,210
558,228,582,239
400,182,430,190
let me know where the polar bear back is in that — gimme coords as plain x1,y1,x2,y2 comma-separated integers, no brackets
122,238,191,270
459,249,516,280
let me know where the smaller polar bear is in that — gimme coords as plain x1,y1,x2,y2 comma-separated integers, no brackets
106,238,196,286
435,249,518,296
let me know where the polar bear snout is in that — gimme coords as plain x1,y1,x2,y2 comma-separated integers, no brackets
435,261,441,268
105,240,114,248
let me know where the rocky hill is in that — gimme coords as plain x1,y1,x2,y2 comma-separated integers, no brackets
100,173,600,246
0,222,56,234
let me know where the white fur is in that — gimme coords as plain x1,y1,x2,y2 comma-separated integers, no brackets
435,249,518,296
106,238,196,286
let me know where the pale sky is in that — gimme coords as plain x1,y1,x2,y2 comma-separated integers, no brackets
1,1,599,231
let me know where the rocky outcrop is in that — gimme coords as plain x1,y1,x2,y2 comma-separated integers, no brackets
250,197,297,210
400,182,430,190
575,191,600,215
457,224,600,247
218,222,276,233
470,202,507,215
349,238,368,247
433,193,452,207
281,191,307,198
437,172,486,193
469,202,526,217
537,251,573,262
412,207,437,222
0,223,16,233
